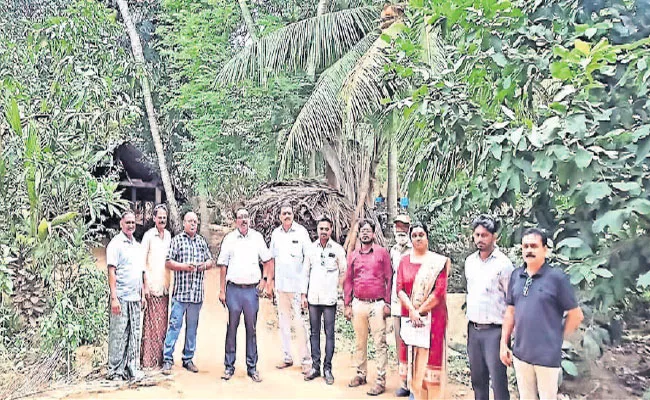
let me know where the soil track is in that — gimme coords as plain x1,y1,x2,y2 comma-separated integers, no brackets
55,268,471,399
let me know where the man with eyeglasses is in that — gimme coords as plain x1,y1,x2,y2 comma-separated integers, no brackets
389,214,412,397
302,216,347,385
217,207,274,383
270,203,312,374
500,228,583,400
162,211,215,375
106,210,147,381
140,204,172,369
343,219,392,396
465,215,513,400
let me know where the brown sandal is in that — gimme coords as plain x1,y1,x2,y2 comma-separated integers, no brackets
367,384,386,396
275,361,293,369
348,375,367,387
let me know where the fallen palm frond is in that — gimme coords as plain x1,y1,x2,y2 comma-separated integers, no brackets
244,179,384,245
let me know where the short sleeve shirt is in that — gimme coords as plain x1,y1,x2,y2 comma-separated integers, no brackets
270,222,311,293
506,262,578,367
106,232,144,302
217,228,272,285
302,239,347,305
464,248,514,324
166,232,213,303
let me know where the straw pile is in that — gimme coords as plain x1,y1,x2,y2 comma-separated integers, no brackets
244,179,384,245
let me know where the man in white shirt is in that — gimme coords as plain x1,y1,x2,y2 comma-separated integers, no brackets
140,204,172,369
218,207,274,383
270,203,312,374
389,214,412,397
106,210,147,381
302,216,347,385
465,215,514,400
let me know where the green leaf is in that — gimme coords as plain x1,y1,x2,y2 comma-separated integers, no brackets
612,182,641,195
575,148,593,169
566,113,587,136
532,154,553,178
628,199,650,215
510,127,523,146
562,360,579,377
492,53,507,67
638,271,650,289
51,212,79,227
549,145,572,161
585,182,611,204
593,209,627,233
557,237,584,249
5,98,22,135
550,62,573,80
593,268,613,278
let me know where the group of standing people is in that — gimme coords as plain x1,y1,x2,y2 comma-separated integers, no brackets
106,203,583,400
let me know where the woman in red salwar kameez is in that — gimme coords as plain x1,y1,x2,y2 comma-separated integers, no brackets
397,222,451,400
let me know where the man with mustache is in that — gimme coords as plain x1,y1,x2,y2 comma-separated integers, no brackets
270,203,312,374
343,219,392,396
500,228,584,400
465,215,513,400
141,204,172,369
218,207,274,383
106,210,147,381
389,214,413,397
303,216,347,385
162,211,215,375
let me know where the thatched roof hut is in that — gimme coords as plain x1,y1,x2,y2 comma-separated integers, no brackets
244,179,384,246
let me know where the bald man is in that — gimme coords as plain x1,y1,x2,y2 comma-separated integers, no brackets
162,211,215,375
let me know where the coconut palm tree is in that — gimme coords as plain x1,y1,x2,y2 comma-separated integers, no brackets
218,1,445,234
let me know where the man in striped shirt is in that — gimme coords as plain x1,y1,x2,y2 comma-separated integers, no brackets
162,211,215,375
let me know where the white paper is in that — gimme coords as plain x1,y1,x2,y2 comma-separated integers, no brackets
400,314,431,349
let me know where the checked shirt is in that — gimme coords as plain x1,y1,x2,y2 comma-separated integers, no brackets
166,231,213,303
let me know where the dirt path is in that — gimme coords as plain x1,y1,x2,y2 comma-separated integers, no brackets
35,266,472,399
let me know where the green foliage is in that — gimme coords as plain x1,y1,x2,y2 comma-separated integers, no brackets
157,0,311,201
0,0,135,361
392,0,650,321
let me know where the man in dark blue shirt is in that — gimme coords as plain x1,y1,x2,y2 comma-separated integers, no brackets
500,228,583,400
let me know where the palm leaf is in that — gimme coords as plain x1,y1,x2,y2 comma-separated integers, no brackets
217,7,378,84
278,32,378,177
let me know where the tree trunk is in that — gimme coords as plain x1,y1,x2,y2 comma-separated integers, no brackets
237,0,258,41
386,139,397,239
116,0,181,232
322,141,343,191
306,0,328,177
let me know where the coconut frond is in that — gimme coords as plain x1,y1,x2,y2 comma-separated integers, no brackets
339,22,405,129
421,23,445,74
278,33,378,177
216,7,378,84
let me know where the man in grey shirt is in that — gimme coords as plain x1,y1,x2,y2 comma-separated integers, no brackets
465,215,514,400
106,210,148,381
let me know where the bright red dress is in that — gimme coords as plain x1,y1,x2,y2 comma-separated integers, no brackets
396,255,448,385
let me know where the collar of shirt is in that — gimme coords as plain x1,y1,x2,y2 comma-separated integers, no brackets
359,244,378,255
118,231,136,244
391,241,412,253
154,228,169,239
235,229,251,239
280,223,297,233
471,246,502,263
180,231,200,241
317,239,333,250
519,261,550,278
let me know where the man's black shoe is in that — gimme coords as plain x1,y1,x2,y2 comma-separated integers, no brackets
221,369,234,380
248,371,262,383
395,386,411,397
304,368,321,381
162,361,173,375
324,369,334,385
182,360,199,373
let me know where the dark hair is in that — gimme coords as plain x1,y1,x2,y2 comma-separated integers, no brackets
317,216,333,227
410,221,429,237
358,218,376,232
471,214,500,234
153,203,167,217
233,206,248,218
522,227,548,247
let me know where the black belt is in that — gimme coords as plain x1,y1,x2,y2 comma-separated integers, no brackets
356,298,383,303
228,281,258,288
470,321,501,330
